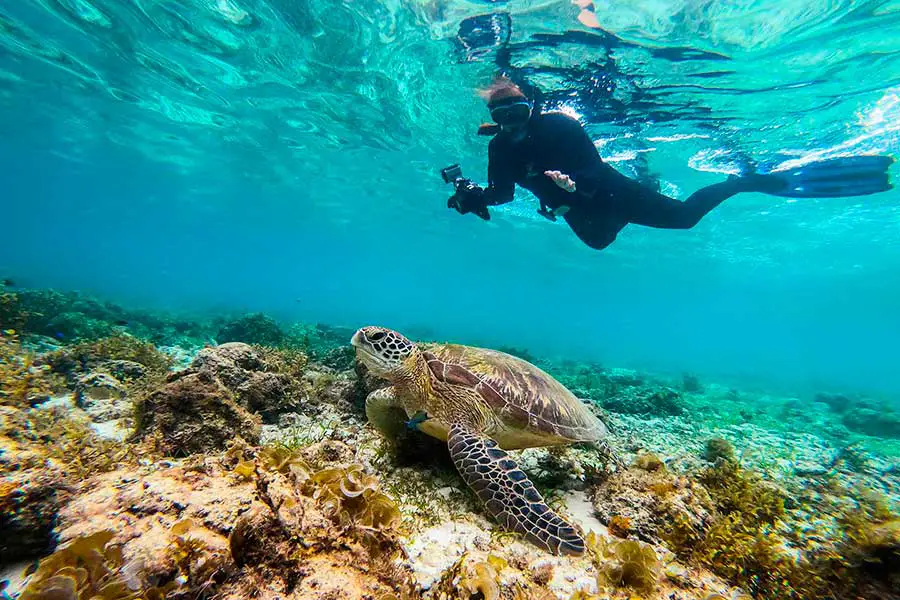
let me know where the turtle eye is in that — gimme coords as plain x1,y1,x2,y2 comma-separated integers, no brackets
368,330,386,342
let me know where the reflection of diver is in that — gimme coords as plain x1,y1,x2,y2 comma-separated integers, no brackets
447,77,895,251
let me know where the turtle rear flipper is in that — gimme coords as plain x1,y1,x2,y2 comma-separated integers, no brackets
448,424,585,556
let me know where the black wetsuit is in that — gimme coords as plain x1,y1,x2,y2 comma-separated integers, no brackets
482,111,751,249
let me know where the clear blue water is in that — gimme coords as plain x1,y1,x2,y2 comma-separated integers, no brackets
2,0,900,397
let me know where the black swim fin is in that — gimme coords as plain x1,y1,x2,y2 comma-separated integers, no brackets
764,155,895,198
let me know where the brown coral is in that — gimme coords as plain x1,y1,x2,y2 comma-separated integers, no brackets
607,515,632,538
591,465,715,545
135,370,261,456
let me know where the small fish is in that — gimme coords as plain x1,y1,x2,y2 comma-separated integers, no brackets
113,319,129,326
2,329,14,336
55,332,65,339
0,279,14,287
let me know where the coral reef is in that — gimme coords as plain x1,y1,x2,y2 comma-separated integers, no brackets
842,406,900,439
16,530,133,599
135,370,262,455
42,334,174,381
0,466,61,564
591,458,716,545
188,342,308,419
134,342,325,455
0,331,64,408
681,372,703,393
602,385,684,417
3,286,900,600
216,313,287,347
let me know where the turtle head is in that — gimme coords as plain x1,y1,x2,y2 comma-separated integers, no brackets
351,326,418,378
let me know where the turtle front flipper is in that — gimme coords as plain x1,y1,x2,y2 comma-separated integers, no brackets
365,386,409,439
448,424,585,556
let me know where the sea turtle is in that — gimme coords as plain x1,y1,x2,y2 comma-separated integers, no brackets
350,325,609,556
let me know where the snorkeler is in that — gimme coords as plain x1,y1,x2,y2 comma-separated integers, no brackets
448,76,895,251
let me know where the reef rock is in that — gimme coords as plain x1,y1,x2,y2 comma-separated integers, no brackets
136,370,261,455
591,464,716,545
216,313,286,347
74,372,130,422
101,359,146,381
52,460,411,600
191,342,264,386
188,343,302,420
604,385,684,417
0,467,64,563
842,407,900,439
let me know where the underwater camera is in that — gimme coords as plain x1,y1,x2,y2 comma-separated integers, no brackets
441,164,490,220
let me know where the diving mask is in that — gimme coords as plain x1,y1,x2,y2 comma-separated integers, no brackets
489,97,532,126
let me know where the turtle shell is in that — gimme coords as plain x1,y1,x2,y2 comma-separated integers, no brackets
420,343,606,444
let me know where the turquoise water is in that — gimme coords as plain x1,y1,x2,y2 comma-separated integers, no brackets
2,0,900,396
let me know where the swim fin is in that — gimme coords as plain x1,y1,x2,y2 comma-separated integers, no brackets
764,155,895,198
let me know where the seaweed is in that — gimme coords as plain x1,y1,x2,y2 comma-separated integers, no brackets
253,344,308,379
698,460,784,526
799,489,900,599
0,331,64,407
17,530,140,600
659,460,900,599
662,461,795,598
3,407,134,479
702,437,736,464
430,554,510,600
458,559,501,600
586,531,660,593
0,290,32,332
166,518,231,595
301,464,401,535
47,335,173,377
632,452,666,472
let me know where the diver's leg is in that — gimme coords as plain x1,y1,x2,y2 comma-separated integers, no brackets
622,175,783,230
563,208,626,250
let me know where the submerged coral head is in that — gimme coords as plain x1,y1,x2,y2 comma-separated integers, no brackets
350,325,415,377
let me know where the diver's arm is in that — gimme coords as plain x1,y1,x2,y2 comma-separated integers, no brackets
482,141,516,205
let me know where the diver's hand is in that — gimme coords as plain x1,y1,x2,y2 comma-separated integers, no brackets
545,170,576,192
448,182,491,220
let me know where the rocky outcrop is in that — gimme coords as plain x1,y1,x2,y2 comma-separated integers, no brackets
603,386,685,417
591,463,716,545
191,343,303,420
74,372,130,422
136,370,261,455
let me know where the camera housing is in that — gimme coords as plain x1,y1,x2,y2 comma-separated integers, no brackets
441,163,490,221
441,164,463,184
